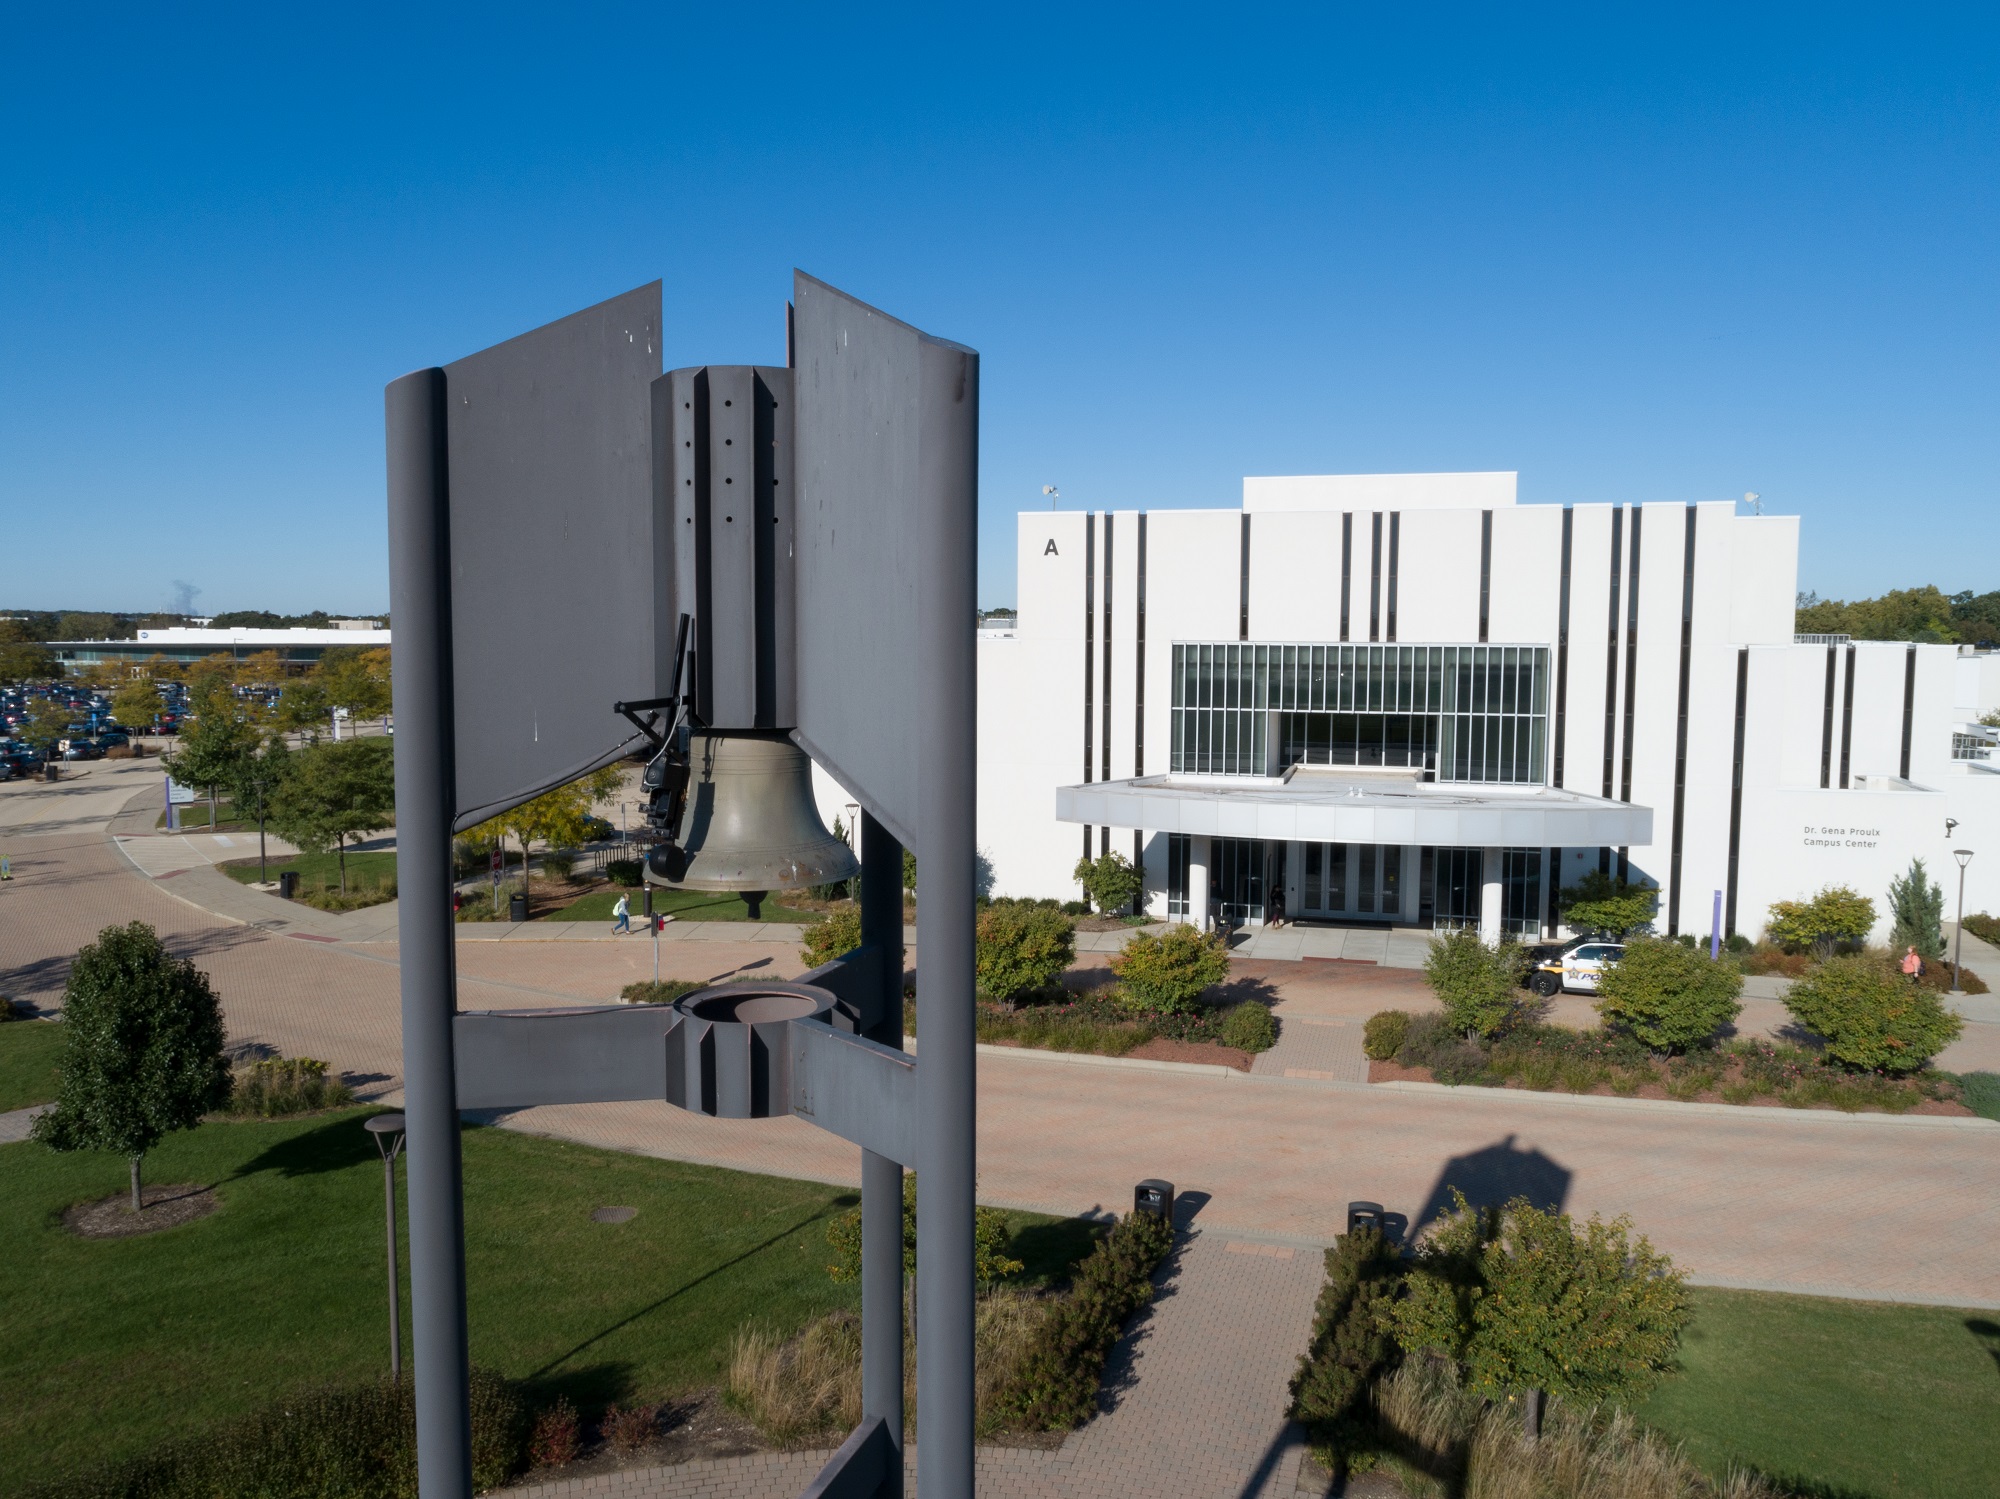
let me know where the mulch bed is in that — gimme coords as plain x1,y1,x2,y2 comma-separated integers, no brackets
1366,1058,1975,1115
1126,1036,1254,1071
63,1183,217,1238
518,1389,768,1484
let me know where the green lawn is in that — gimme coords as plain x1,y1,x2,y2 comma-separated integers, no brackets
0,1020,65,1111
220,849,396,893
554,886,820,925
0,1112,1090,1493
1636,1286,2000,1498
154,800,244,831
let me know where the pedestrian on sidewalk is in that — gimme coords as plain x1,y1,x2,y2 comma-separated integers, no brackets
612,893,632,934
1901,945,1924,983
0,855,11,880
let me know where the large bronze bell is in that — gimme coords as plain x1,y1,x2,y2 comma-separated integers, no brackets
644,731,857,910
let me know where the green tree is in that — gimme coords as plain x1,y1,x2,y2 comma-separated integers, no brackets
1389,1189,1691,1441
267,739,396,891
1795,585,1962,643
902,846,917,893
160,703,256,832
31,922,232,1211
1593,936,1742,1053
1072,850,1144,914
1886,857,1946,963
1766,885,1876,957
1108,923,1229,1015
1557,870,1658,938
20,695,72,754
228,735,295,883
320,645,392,726
110,678,162,734
1783,954,1963,1073
1423,928,1523,1039
464,767,619,905
977,900,1078,1003
0,620,59,684
276,676,331,742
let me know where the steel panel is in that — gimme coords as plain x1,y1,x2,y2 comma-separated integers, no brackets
443,284,663,830
452,1006,680,1109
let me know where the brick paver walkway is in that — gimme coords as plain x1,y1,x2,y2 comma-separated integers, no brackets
1250,1017,1368,1083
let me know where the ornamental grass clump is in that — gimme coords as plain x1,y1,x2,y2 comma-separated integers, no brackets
225,1055,355,1117
1107,925,1228,1016
1783,953,1963,1073
1592,937,1743,1054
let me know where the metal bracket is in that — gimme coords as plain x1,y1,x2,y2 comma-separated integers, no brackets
788,1018,916,1168
800,1416,897,1499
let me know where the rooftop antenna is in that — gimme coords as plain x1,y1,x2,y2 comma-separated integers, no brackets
1744,491,1761,515
1042,484,1059,510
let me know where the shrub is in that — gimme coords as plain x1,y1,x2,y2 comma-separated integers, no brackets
1556,870,1658,938
604,858,643,887
600,1402,655,1455
225,1056,355,1117
1593,937,1742,1054
32,922,232,1211
1886,857,1946,961
1765,885,1875,956
1072,850,1143,914
800,904,864,968
1964,912,2000,944
1390,1190,1689,1437
1108,925,1229,1015
1363,1009,1411,1060
977,901,1077,1003
824,1172,1023,1288
999,1210,1175,1430
1422,930,1522,1040
24,1369,524,1499
1059,899,1091,916
1783,954,1963,1073
620,979,702,1006
1288,1226,1405,1448
1218,1002,1277,1053
527,1397,581,1469
1724,932,1753,954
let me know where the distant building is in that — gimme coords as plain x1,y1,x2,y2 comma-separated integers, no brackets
978,472,2000,944
51,626,391,671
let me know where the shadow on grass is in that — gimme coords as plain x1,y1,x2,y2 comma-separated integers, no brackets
515,1359,643,1414
1968,1316,2000,1377
1009,1216,1106,1288
232,1111,382,1179
524,1205,844,1382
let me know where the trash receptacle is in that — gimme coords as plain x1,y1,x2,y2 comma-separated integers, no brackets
278,871,300,899
1346,1200,1385,1236
1134,1178,1176,1226
43,762,59,782
509,892,529,922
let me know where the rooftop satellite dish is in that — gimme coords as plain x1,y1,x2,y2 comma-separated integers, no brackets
1745,491,1761,515
1042,484,1059,509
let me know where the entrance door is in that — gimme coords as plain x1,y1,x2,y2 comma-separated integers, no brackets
1298,842,1402,921
1212,838,1266,926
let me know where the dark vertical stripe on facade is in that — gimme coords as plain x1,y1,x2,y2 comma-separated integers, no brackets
1238,514,1250,641
1819,647,1837,788
1601,508,1624,801
1725,648,1749,937
1839,644,1856,789
1386,512,1401,642
1617,507,1642,884
1545,848,1562,935
1666,505,1697,936
1101,514,1114,786
1900,646,1916,779
1082,514,1095,861
1339,513,1352,642
1134,514,1147,778
1478,510,1493,643
1369,513,1383,642
1553,507,1573,788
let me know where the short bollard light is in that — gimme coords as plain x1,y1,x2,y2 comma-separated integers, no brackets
1134,1178,1176,1226
364,1112,407,1379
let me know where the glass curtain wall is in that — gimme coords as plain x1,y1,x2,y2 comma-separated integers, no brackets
1170,643,1548,784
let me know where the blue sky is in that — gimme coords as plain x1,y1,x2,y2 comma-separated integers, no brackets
2,4,1994,613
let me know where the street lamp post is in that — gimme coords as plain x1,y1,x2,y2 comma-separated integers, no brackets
364,1112,408,1379
1953,849,1975,994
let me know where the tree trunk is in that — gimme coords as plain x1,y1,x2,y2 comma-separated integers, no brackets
259,813,268,883
521,834,531,908
1522,1387,1543,1443
338,834,348,893
130,1154,143,1213
209,786,218,833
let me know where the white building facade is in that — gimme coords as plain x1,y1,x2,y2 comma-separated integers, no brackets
976,473,2000,943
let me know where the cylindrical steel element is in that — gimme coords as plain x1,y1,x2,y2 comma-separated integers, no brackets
915,338,979,1499
666,982,836,1117
385,366,474,1499
860,812,906,1474
385,1151,403,1379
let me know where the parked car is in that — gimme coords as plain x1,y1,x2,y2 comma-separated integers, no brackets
61,740,104,761
1527,941,1626,997
95,730,131,749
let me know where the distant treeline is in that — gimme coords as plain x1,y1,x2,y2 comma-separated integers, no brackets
0,609,382,641
1796,586,2000,647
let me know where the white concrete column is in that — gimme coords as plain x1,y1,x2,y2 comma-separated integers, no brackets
1188,837,1211,931
1479,852,1504,946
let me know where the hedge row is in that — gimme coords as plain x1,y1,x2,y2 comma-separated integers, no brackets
998,1209,1175,1430
1287,1226,1405,1446
27,1370,524,1499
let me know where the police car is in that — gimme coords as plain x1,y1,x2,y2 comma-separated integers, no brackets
1526,940,1625,997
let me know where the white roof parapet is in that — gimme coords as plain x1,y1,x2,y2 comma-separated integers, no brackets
1056,773,1651,849
1242,472,1517,513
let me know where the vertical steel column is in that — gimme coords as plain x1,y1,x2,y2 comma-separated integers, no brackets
859,811,905,1489
385,368,474,1499
916,339,978,1499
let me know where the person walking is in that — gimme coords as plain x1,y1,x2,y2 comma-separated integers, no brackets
1901,945,1924,983
612,892,632,934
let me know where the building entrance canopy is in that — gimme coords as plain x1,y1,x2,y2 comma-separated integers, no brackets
1056,769,1652,849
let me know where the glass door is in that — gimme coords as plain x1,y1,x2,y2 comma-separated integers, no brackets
1298,842,1402,920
